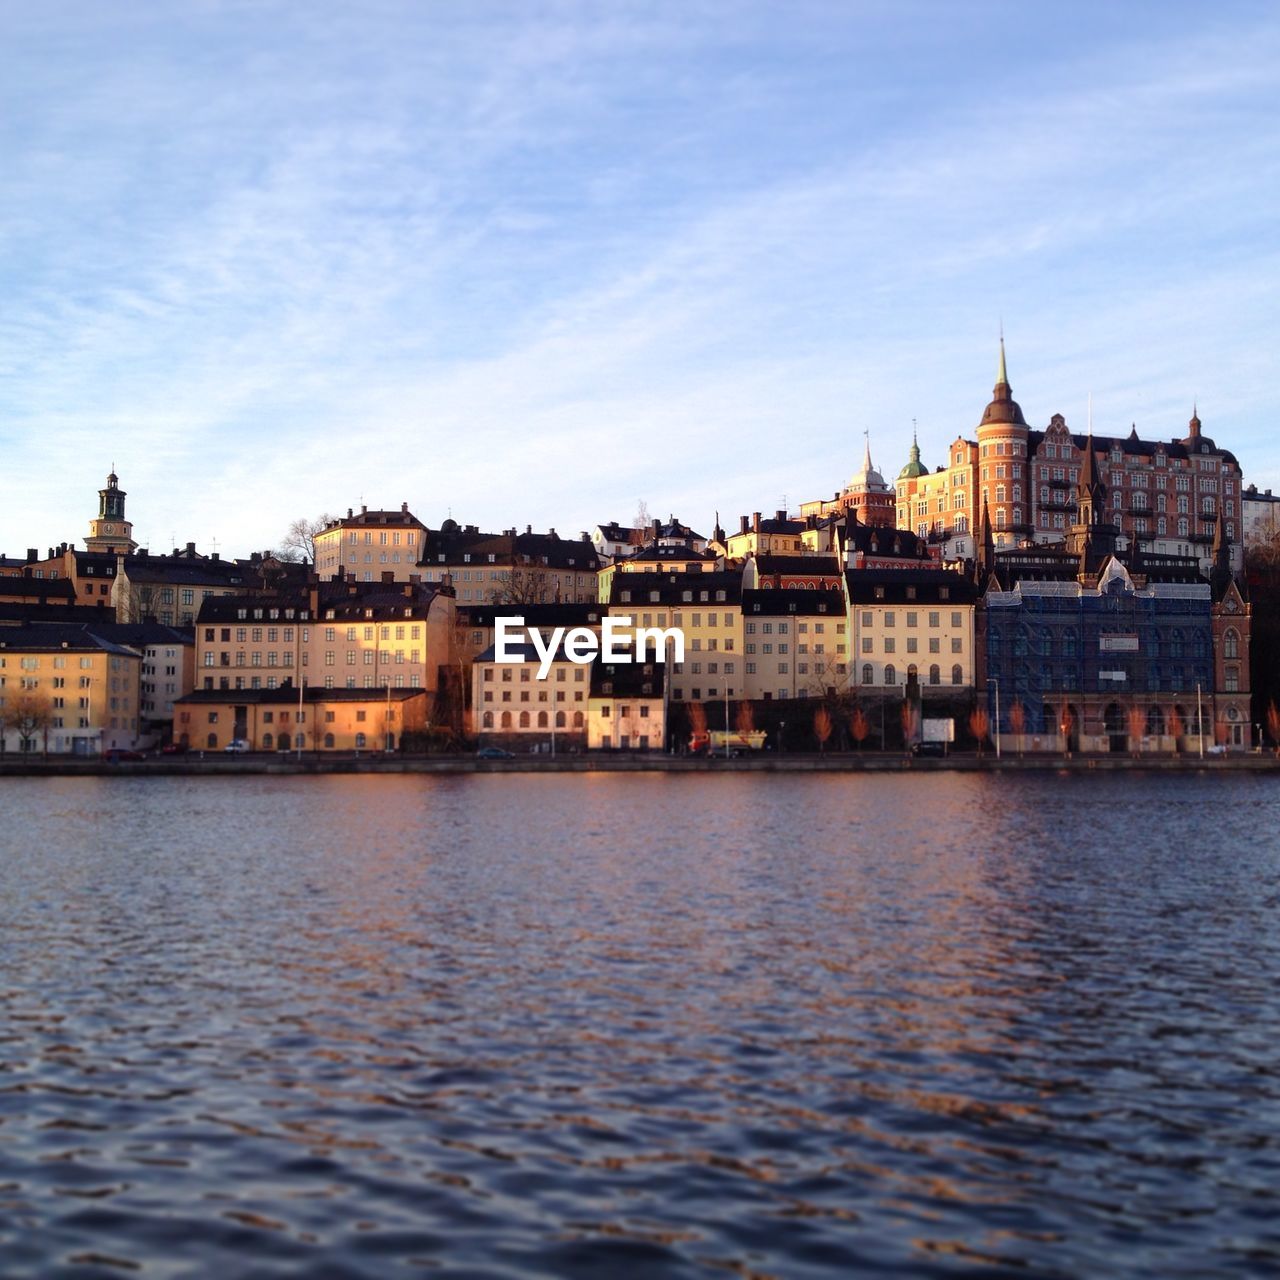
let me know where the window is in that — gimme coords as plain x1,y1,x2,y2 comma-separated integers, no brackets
884,664,896,686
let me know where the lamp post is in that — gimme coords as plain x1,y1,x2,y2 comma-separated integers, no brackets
779,720,786,757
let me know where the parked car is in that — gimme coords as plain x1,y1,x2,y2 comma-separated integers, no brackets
476,746,514,759
106,748,146,763
161,741,189,755
224,740,251,754
910,741,947,757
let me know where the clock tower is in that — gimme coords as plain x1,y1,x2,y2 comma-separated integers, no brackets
85,469,137,553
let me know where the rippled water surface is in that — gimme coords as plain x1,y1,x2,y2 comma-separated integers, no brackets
2,772,1280,1278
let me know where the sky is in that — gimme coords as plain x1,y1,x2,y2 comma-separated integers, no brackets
2,1,1278,559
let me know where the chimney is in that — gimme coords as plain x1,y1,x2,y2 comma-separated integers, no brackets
402,581,414,598
409,573,421,585
776,509,785,522
361,504,368,515
525,523,532,535
187,541,196,554
401,501,408,513
753,512,761,533
211,552,219,561
549,527,557,539
382,571,394,583
308,579,320,616
652,518,661,537
347,507,353,519
26,547,37,561
739,516,749,535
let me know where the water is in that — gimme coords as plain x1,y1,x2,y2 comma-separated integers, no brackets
1,772,1279,1278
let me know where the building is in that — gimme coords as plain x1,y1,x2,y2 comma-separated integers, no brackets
0,624,143,754
588,658,666,750
313,504,429,581
740,588,848,702
800,435,896,528
894,344,1245,574
94,623,196,743
977,460,1251,753
193,575,456,701
1242,485,1280,549
724,511,810,560
741,553,843,591
416,521,600,605
173,685,430,752
471,641,589,747
608,569,743,703
844,569,978,695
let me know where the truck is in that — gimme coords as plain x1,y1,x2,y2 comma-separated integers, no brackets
690,729,768,756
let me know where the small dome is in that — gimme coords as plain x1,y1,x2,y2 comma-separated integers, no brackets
897,436,926,480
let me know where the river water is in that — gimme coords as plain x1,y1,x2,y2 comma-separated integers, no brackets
1,772,1278,1278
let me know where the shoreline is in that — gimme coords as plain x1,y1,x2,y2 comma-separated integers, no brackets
2,753,1279,777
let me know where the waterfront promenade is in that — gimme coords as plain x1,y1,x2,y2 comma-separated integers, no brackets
2,751,1278,777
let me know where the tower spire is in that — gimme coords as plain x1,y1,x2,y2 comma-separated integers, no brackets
996,333,1008,387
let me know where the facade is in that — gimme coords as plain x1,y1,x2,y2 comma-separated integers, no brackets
608,570,743,703
741,588,848,702
416,521,600,605
471,642,589,746
1242,485,1280,549
95,623,196,743
174,686,430,752
587,658,666,750
844,569,978,694
313,504,428,581
193,577,456,699
725,511,809,560
0,624,143,754
742,553,843,591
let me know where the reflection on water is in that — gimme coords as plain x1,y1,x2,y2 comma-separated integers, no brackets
1,773,1279,1277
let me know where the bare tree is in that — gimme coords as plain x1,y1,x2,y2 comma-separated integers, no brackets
634,500,652,531
735,701,755,735
1168,706,1186,756
280,514,335,565
490,563,555,606
2,690,54,758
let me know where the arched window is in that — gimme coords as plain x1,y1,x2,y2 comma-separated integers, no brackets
500,711,512,729
907,663,918,682
206,733,218,749
278,733,291,750
262,733,273,750
324,732,335,748
1224,628,1239,659
537,711,548,728
929,664,940,685
951,664,963,685
482,711,494,729
884,664,896,686
573,711,584,728
555,710,566,728
519,711,530,728
862,663,873,685
355,732,366,748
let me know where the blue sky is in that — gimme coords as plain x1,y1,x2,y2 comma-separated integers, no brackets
2,1,1278,558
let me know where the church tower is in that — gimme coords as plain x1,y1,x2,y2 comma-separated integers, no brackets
85,469,137,553
1066,434,1118,575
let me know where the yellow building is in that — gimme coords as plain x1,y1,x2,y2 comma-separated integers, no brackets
417,521,600,605
174,686,430,752
314,505,428,581
192,576,456,700
741,588,848,702
724,511,809,560
588,659,666,750
471,642,589,746
844,569,978,693
608,570,743,703
0,624,143,754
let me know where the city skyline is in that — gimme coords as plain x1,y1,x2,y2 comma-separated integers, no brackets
3,2,1279,558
